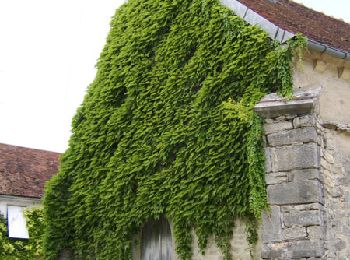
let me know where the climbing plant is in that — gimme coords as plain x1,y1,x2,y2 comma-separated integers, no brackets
0,208,45,259
43,0,305,259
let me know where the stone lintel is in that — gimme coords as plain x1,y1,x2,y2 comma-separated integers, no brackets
254,90,318,119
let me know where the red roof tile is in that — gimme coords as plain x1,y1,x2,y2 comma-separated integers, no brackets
238,0,350,53
0,143,60,198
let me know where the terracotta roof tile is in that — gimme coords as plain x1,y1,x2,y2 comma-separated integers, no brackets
238,0,350,53
0,143,60,198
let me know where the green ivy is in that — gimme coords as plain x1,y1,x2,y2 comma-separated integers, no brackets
43,0,305,259
0,208,45,259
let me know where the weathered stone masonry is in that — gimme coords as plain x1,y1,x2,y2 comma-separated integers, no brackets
320,120,350,259
255,91,325,259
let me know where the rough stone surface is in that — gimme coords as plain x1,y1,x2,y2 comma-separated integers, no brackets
268,180,321,205
283,226,307,240
267,127,317,146
264,120,293,135
272,143,319,171
293,114,316,128
288,169,321,182
255,52,350,259
255,102,325,259
261,206,282,242
284,210,322,227
265,172,287,185
307,226,324,239
262,240,323,258
321,131,350,258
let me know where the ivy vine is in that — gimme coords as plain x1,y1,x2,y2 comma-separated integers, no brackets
43,0,305,259
0,208,45,259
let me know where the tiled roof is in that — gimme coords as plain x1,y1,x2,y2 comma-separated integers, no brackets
237,0,350,53
0,143,60,198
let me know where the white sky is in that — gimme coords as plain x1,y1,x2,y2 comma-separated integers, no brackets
0,0,349,153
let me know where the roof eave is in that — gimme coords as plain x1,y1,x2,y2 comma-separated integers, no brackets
220,0,350,61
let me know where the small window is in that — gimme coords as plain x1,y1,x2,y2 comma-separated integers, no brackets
7,206,29,239
141,217,173,260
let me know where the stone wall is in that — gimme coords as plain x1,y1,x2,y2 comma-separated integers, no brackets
293,51,350,259
255,91,325,259
320,127,350,258
293,50,350,126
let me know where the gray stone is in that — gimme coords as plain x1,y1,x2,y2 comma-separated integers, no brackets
265,172,288,185
254,98,314,118
264,147,272,173
262,240,323,258
293,114,316,128
307,226,324,239
262,206,283,242
264,121,293,135
284,210,322,227
284,226,307,240
268,181,321,205
288,169,321,182
272,143,319,172
267,127,317,146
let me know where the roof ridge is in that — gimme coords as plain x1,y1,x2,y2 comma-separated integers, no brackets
0,142,60,155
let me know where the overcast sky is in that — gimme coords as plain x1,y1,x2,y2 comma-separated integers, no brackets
0,0,349,153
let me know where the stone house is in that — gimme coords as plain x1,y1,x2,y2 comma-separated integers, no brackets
50,0,350,259
0,143,59,239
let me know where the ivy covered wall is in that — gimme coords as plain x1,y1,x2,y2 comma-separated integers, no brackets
43,0,304,259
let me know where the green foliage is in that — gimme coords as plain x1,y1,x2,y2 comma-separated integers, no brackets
25,208,45,258
0,208,45,259
43,0,305,259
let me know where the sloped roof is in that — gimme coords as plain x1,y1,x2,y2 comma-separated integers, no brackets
238,0,350,53
0,143,60,198
220,0,350,59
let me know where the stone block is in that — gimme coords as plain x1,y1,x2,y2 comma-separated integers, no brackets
284,210,322,227
307,226,324,239
262,240,323,258
264,121,293,135
284,226,306,240
267,127,317,146
272,143,319,172
293,114,316,128
262,206,283,242
268,181,321,205
265,172,288,185
288,169,321,182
